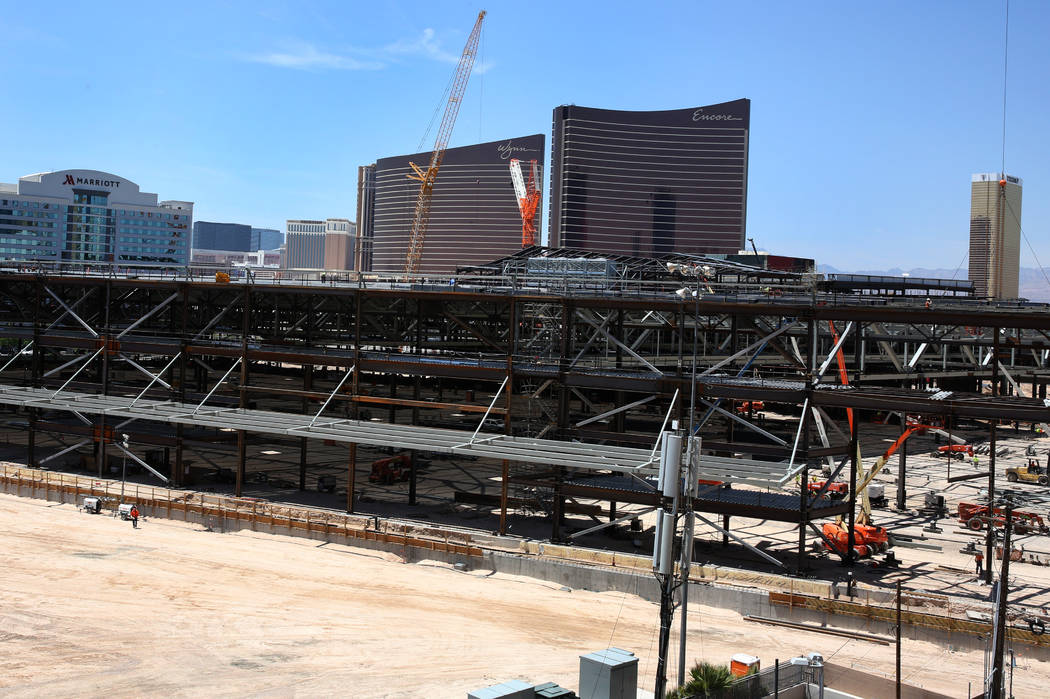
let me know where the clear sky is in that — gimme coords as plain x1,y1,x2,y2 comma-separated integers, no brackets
2,0,1047,273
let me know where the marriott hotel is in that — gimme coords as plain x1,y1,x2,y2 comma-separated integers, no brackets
0,169,193,265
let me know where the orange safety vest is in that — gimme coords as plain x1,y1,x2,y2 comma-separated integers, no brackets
130,508,139,518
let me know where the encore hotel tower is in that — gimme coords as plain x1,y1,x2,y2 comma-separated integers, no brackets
548,99,750,257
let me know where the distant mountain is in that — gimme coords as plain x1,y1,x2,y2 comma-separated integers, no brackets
815,265,1050,302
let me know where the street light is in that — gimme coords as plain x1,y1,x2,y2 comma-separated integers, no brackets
119,433,129,504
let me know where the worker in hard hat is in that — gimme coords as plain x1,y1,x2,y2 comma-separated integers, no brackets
129,505,140,529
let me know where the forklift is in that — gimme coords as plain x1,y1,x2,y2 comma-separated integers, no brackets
1006,453,1050,485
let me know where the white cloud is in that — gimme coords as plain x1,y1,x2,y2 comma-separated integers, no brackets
242,41,384,71
239,27,494,73
383,28,460,64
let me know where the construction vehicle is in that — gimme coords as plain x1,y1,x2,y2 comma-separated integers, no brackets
957,502,1048,534
508,158,541,247
369,454,412,485
853,417,959,522
936,444,974,460
821,521,890,558
807,480,848,499
403,11,485,275
823,416,951,559
1006,459,1050,485
734,400,764,415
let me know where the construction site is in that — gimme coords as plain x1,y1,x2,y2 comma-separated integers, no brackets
2,8,1048,699
1,248,1050,697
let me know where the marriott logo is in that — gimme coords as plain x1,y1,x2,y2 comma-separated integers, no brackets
62,174,120,188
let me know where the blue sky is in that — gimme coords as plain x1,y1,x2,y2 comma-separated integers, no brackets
2,0,1047,273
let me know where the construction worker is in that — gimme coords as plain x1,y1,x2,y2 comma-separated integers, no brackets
972,453,980,470
975,550,984,576
129,505,140,529
924,297,932,310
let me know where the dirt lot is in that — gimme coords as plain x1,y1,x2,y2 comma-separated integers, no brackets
1,492,1046,698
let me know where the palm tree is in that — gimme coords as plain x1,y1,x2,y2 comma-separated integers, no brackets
665,661,736,698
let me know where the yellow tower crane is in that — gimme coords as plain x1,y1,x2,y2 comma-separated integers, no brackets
403,10,486,276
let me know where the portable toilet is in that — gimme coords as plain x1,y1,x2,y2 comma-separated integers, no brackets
730,653,760,677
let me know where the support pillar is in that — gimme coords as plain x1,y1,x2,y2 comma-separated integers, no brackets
236,284,250,497
986,327,1000,585
847,417,858,566
551,301,572,542
347,442,357,513
97,281,112,478
300,365,313,491
347,289,361,514
896,424,908,510
236,430,246,497
408,452,417,505
722,514,730,547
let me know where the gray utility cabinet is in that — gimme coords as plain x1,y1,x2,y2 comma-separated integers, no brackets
578,648,638,699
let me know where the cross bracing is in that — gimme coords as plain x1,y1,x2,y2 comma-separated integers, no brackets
1,266,1049,568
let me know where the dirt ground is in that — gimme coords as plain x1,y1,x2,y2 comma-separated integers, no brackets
0,492,1046,698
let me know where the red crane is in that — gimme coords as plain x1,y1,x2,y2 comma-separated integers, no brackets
509,158,541,247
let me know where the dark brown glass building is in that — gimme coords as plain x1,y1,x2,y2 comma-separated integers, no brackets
364,134,545,274
548,99,749,257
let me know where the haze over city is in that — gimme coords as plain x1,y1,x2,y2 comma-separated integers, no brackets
2,0,1048,276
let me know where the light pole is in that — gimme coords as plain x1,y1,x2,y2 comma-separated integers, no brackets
677,269,703,686
119,433,129,504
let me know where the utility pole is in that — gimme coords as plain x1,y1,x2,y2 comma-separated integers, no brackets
654,431,682,699
677,274,701,687
896,580,902,699
988,503,1013,699
677,435,699,685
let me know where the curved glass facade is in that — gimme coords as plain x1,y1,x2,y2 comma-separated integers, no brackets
549,99,749,257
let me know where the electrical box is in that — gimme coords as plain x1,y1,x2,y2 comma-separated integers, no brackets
534,682,577,698
466,679,533,699
579,648,638,699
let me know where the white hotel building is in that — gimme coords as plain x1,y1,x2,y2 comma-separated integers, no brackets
0,169,193,265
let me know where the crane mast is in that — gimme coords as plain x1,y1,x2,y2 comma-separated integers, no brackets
403,10,486,275
508,158,541,247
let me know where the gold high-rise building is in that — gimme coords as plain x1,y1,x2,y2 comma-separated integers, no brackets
968,173,1022,299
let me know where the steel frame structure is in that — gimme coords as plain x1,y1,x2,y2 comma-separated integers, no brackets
1,268,1048,570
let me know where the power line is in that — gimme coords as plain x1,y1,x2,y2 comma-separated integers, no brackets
1003,196,1050,294
1001,0,1010,176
